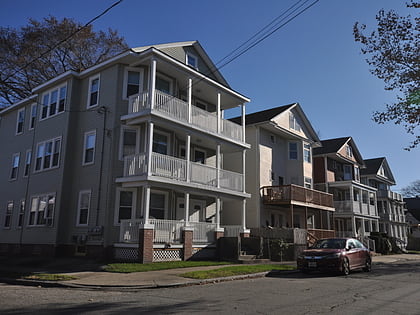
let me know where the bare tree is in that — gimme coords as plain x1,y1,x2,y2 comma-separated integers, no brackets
0,16,128,108
401,180,420,197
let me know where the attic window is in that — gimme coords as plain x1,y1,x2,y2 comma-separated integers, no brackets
378,165,385,177
346,145,353,158
289,112,301,132
186,53,198,69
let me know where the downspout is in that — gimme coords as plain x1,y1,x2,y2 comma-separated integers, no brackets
96,106,108,226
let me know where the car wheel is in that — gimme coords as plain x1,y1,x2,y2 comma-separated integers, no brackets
341,258,350,276
363,258,372,272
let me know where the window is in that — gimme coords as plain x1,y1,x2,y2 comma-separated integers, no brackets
304,177,312,189
4,201,13,228
124,68,144,99
346,144,353,158
35,137,61,171
193,148,206,164
77,190,91,226
87,75,100,108
83,131,96,165
289,142,298,160
186,53,198,68
156,75,172,95
362,191,368,204
153,131,169,155
354,166,360,182
40,84,67,120
289,112,301,131
18,200,25,227
353,189,360,201
16,108,25,134
29,194,55,226
378,165,385,177
343,165,352,180
270,134,276,144
150,192,167,219
10,153,20,180
29,104,37,130
23,150,31,177
369,193,375,206
120,127,138,159
115,188,136,224
304,143,311,163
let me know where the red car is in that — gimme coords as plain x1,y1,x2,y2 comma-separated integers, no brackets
297,238,372,275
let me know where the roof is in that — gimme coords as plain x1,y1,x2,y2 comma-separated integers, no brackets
229,104,295,125
405,197,420,221
361,158,384,175
312,137,350,155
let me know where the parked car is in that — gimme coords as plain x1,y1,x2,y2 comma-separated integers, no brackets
297,238,372,275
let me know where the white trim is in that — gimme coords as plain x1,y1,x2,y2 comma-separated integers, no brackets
32,71,77,93
114,187,137,225
29,103,37,130
15,107,25,135
9,152,20,181
186,52,198,69
23,149,32,178
0,95,37,116
150,189,169,220
82,130,96,166
3,200,14,229
87,74,100,108
153,129,171,155
76,190,91,226
34,136,62,172
28,192,56,227
288,141,298,160
122,67,144,100
119,126,140,160
39,83,67,121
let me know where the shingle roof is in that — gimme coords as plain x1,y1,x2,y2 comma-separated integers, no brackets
405,197,420,221
312,137,350,155
360,158,385,175
229,104,295,125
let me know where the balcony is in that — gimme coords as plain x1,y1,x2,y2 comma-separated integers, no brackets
128,90,243,143
377,190,403,201
261,185,334,209
122,152,243,193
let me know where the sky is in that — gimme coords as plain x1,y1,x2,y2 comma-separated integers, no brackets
1,0,418,192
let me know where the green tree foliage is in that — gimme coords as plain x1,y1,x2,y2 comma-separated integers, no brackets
0,16,128,107
354,1,419,149
401,179,420,197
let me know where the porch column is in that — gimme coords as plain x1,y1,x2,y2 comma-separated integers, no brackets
240,199,250,237
186,134,191,182
217,92,221,134
143,185,151,224
216,143,221,188
184,192,190,226
351,216,357,237
187,78,192,123
304,207,308,230
215,197,224,240
242,149,246,193
241,103,246,142
149,58,157,109
147,122,154,176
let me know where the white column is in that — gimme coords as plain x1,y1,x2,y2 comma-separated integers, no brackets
217,93,221,134
188,78,192,123
184,192,190,226
216,197,221,229
241,103,246,142
147,122,154,176
144,185,151,225
186,134,191,182
242,149,246,193
149,59,157,109
351,217,357,237
242,199,246,229
216,143,221,188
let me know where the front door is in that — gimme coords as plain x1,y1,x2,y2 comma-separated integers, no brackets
176,198,205,222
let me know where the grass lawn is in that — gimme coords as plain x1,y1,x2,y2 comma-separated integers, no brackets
180,264,296,279
22,274,77,281
104,261,234,273
407,250,420,255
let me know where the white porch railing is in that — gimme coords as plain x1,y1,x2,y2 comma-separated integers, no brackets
191,222,217,243
124,153,147,176
222,225,242,237
219,169,243,192
120,219,144,243
190,162,218,187
150,219,183,244
151,152,187,180
128,90,243,142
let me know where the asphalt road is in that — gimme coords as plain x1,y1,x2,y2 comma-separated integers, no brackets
0,260,419,314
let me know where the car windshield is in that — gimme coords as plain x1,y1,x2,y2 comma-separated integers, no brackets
312,239,346,249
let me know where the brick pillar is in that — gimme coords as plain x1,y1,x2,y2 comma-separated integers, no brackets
215,228,224,240
183,227,194,261
138,225,154,263
240,229,251,238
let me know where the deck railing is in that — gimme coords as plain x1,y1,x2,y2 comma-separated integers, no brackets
190,222,217,243
128,90,243,142
261,185,334,208
222,225,242,237
123,152,243,192
150,219,183,244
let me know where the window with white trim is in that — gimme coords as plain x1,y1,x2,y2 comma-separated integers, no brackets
346,144,353,158
16,108,25,135
10,153,20,180
153,130,169,155
23,150,31,177
289,142,298,160
35,137,61,171
193,148,206,164
29,103,37,130
289,112,301,132
150,191,167,219
156,74,173,95
29,194,55,226
186,52,198,69
83,131,96,165
303,143,311,163
304,177,312,189
115,188,136,224
18,200,25,227
40,84,66,120
119,127,138,160
87,75,100,108
123,67,144,99
4,201,13,228
77,190,91,226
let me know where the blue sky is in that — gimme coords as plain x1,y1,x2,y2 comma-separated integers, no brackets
1,0,418,191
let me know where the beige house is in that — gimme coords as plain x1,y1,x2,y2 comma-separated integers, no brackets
230,104,335,240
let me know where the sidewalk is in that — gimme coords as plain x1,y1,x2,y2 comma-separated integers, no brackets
1,254,420,290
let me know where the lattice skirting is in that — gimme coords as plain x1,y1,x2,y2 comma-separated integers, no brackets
153,249,183,262
114,246,139,262
192,247,216,259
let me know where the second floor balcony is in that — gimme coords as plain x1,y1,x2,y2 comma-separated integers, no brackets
127,90,244,143
261,184,334,210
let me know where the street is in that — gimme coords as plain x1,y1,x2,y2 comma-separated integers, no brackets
0,260,419,314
